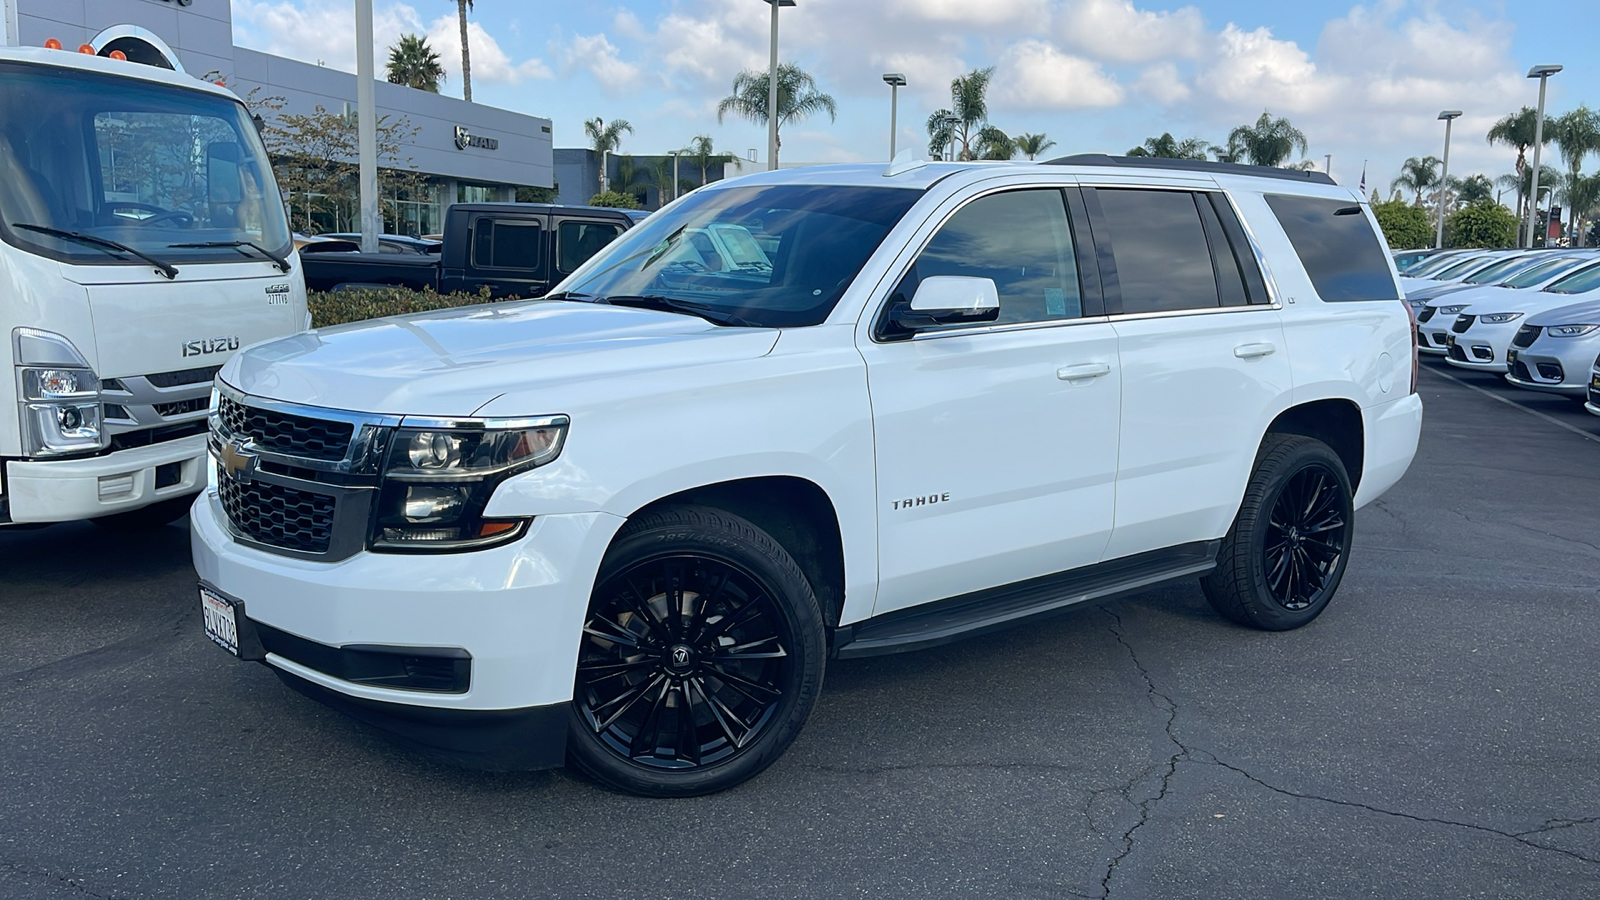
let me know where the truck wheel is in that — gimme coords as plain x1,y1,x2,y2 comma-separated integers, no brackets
1202,435,1355,631
90,493,199,532
568,505,826,797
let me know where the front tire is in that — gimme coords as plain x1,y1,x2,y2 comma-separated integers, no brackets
1202,435,1355,631
567,505,826,797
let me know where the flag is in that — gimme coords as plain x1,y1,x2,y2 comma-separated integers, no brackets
1359,162,1367,193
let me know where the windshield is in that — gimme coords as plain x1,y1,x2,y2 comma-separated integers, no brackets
1544,263,1600,295
1428,256,1492,280
1407,253,1469,277
558,184,924,327
1502,256,1589,288
0,61,290,267
1462,256,1536,285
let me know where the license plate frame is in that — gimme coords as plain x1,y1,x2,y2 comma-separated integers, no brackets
201,586,240,655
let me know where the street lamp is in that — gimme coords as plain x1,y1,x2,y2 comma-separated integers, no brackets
1524,64,1562,248
761,0,796,171
1435,110,1462,249
882,73,906,159
668,149,682,204
943,114,960,161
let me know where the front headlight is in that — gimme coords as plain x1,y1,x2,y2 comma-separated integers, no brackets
13,328,106,458
1479,312,1524,324
1438,305,1468,315
371,415,568,552
1547,324,1600,338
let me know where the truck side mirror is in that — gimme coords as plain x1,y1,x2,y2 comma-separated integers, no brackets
207,142,244,205
888,275,1002,333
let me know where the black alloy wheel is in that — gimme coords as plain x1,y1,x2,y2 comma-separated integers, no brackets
1262,465,1347,611
568,506,825,796
1203,435,1355,631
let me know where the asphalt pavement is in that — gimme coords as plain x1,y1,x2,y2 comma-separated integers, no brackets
2,357,1597,899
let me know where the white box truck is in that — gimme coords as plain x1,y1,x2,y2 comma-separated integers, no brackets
1,43,305,528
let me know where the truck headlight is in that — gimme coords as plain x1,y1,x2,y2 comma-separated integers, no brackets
13,328,106,458
1547,324,1599,337
371,415,568,552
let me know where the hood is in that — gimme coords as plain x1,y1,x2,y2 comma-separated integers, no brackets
221,300,780,416
1527,297,1600,327
1406,282,1477,303
1424,284,1515,310
1463,286,1600,316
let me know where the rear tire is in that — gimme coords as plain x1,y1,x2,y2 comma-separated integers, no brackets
1202,435,1355,631
90,493,199,531
567,505,826,797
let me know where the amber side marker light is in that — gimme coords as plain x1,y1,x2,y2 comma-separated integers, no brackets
110,50,128,61
77,44,95,54
43,38,62,49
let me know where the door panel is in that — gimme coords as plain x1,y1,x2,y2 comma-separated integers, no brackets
860,187,1120,617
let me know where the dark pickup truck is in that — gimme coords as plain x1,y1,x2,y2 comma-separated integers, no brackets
301,203,643,297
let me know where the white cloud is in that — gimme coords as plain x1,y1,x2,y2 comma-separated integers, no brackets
1133,62,1191,105
556,33,643,94
1196,24,1337,113
992,40,1123,109
1058,0,1207,63
426,17,551,86
885,0,1051,28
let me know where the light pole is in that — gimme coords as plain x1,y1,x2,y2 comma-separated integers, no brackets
1324,154,1332,176
882,73,906,159
669,150,681,204
944,114,960,161
1435,110,1462,249
1524,64,1562,248
354,0,378,252
761,0,795,171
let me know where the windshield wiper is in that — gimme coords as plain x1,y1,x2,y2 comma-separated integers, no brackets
168,240,291,273
13,223,179,279
597,294,757,327
543,290,596,302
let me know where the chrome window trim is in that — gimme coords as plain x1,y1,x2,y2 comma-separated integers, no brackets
397,414,569,430
1106,303,1283,324
906,314,1114,342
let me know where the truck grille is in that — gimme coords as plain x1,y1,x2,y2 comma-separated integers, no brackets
217,396,354,462
1511,325,1541,348
218,470,336,554
154,396,209,418
1451,315,1475,334
147,365,222,388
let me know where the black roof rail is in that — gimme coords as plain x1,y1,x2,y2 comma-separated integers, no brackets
1041,153,1337,186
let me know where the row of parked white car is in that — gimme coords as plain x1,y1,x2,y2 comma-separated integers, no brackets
1396,248,1600,416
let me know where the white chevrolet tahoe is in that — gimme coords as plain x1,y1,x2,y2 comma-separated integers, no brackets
192,155,1422,796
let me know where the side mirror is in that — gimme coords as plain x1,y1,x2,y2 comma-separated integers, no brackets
888,275,1001,333
207,142,244,205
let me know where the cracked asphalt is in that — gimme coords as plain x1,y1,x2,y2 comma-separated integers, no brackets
3,357,1598,899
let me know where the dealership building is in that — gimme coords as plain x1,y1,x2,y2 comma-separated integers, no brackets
2,0,554,235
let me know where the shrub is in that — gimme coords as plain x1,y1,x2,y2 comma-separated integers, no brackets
1445,202,1518,249
1371,199,1432,249
588,190,642,210
309,286,502,328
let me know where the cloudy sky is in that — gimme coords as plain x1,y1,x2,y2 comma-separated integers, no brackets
231,0,1600,195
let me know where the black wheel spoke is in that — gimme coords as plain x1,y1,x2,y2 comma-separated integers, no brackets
1261,463,1349,612
594,673,664,732
705,662,784,702
583,614,646,649
577,657,657,679
628,678,673,758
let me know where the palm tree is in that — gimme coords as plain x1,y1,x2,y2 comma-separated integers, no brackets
1497,164,1562,212
975,129,1016,160
926,67,998,162
1226,112,1309,167
584,117,633,194
1448,173,1495,207
1487,107,1545,224
1564,173,1600,248
1126,133,1211,160
716,64,837,168
1210,135,1247,164
385,34,445,92
1549,106,1600,242
686,135,735,186
1013,132,1056,161
1391,156,1442,206
452,0,473,102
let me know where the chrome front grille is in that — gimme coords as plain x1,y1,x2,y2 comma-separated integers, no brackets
217,395,354,462
101,367,219,433
218,473,336,554
210,385,397,561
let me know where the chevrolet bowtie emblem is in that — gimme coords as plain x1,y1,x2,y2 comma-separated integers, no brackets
218,440,258,483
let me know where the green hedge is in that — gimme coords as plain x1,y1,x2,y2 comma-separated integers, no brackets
308,286,505,328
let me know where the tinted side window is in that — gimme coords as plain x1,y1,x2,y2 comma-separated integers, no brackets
1096,189,1219,314
557,220,625,274
472,218,543,274
1265,194,1400,302
895,189,1082,327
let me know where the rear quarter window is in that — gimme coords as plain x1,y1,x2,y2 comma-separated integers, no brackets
1265,194,1400,302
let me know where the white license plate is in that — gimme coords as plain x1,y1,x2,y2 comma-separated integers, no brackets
201,587,240,656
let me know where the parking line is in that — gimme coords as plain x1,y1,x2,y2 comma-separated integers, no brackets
1424,365,1600,445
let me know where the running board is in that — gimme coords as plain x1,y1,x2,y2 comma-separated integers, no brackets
832,541,1220,659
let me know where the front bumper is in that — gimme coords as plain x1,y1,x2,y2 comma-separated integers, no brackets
1504,343,1594,396
1443,324,1519,373
3,433,207,524
190,487,625,762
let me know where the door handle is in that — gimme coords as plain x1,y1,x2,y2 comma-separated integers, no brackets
1056,363,1112,381
1233,342,1276,359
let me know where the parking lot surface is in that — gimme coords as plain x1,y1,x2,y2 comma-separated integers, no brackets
3,359,1598,899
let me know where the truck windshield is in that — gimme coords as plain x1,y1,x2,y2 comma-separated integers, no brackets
0,61,290,268
559,184,924,327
